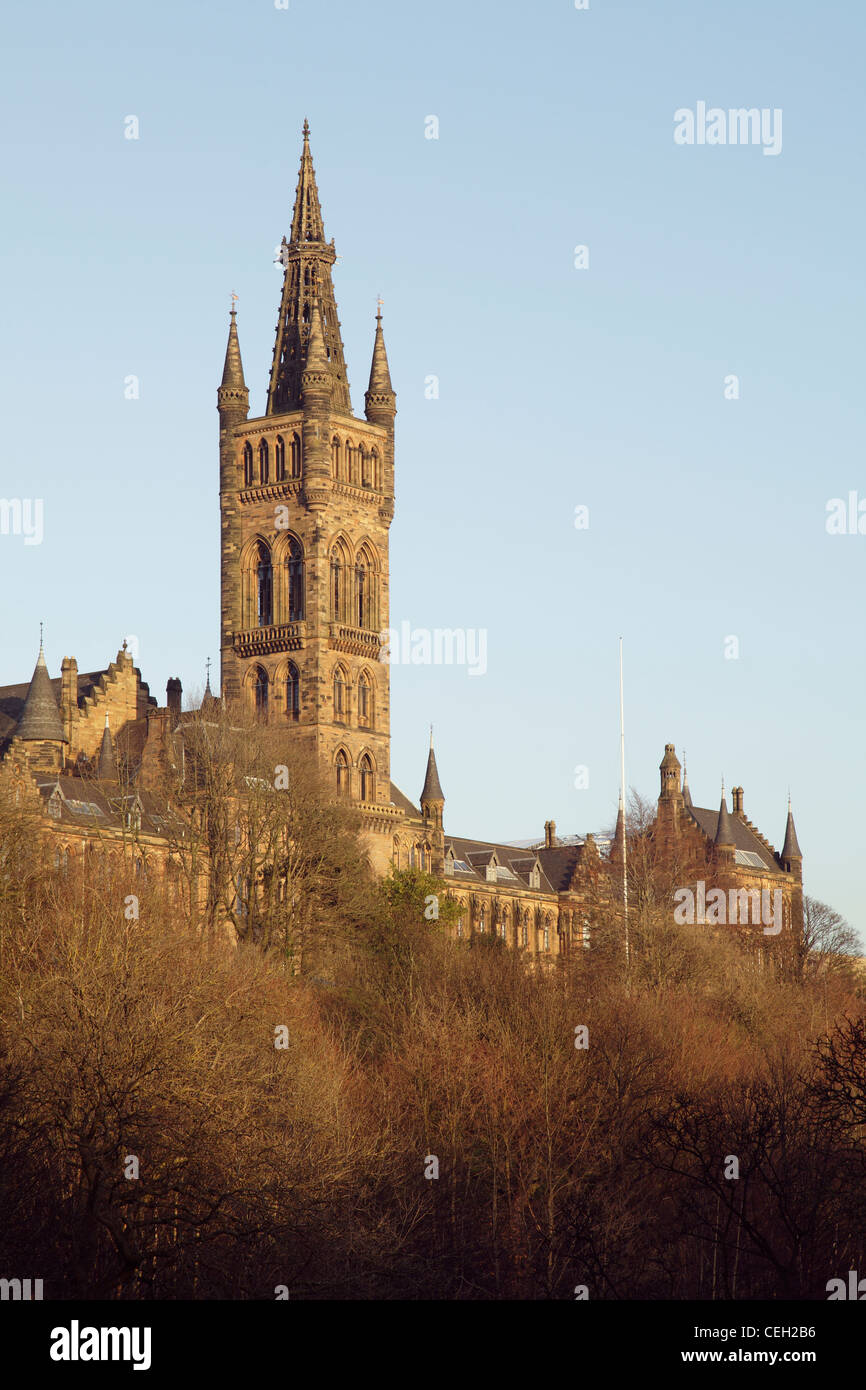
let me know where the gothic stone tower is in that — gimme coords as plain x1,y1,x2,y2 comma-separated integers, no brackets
218,122,397,855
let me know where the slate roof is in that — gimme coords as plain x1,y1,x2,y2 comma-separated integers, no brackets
35,776,183,838
443,835,557,893
390,781,420,818
686,804,783,874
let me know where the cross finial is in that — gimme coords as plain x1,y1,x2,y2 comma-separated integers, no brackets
206,656,212,679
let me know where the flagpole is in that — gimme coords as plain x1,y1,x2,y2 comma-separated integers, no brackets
619,637,629,969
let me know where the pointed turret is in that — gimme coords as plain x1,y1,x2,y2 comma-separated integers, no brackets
781,798,802,865
365,306,396,426
681,753,693,808
301,296,331,398
421,730,445,807
97,714,117,781
17,640,67,745
610,792,625,865
267,121,351,414
715,783,735,849
217,306,249,424
420,728,445,872
202,663,218,714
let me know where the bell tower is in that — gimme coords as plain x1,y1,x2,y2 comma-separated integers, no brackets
218,121,396,818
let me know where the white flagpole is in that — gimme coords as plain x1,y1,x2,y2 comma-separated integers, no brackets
619,637,629,969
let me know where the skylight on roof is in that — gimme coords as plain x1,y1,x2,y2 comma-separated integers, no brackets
734,849,766,869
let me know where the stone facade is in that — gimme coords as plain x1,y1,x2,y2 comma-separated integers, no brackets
0,123,804,953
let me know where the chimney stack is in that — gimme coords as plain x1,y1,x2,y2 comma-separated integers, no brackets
732,786,743,814
544,819,557,849
166,677,182,721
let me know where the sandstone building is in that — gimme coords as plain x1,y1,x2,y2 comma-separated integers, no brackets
0,124,804,953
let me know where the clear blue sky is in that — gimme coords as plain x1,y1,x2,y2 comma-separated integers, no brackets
2,0,863,936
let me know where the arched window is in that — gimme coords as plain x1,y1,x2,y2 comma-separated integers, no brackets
360,755,374,803
254,667,268,716
330,542,349,622
256,542,273,627
259,438,269,484
478,905,486,933
355,545,378,631
521,911,529,948
346,441,357,484
331,435,341,479
358,670,372,727
336,749,349,795
275,436,286,481
543,917,550,952
287,537,304,621
370,448,380,489
360,446,371,488
333,666,347,720
243,441,254,487
290,433,301,477
286,662,299,721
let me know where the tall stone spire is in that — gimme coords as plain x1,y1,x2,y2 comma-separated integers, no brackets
217,304,249,424
17,638,67,744
365,304,396,426
97,714,117,781
267,121,351,415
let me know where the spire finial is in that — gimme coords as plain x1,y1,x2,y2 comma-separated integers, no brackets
430,722,434,750
303,117,310,142
376,294,384,321
230,290,238,317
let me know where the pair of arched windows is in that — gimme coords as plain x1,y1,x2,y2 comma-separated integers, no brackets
329,542,379,631
250,663,300,721
242,435,301,488
332,667,374,727
245,536,305,630
335,750,375,802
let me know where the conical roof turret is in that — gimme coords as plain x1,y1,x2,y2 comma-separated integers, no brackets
16,639,67,744
715,783,735,848
421,730,445,805
781,798,802,861
217,305,249,422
